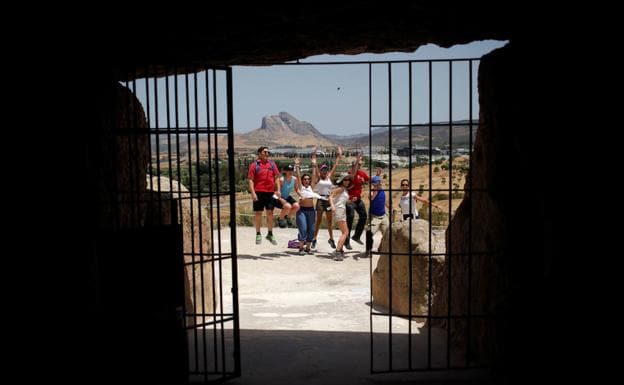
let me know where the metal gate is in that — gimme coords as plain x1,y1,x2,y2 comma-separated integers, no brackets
365,59,492,373
112,66,241,383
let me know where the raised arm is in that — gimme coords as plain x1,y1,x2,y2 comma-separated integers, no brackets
328,146,342,177
294,157,302,191
350,152,362,175
310,146,319,184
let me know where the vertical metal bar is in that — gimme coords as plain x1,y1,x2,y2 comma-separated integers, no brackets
407,62,413,370
192,71,208,379
427,60,433,369
184,72,199,373
205,68,219,376
387,62,393,371
153,75,163,220
446,61,453,368
114,78,128,230
466,59,474,366
368,62,374,374
145,71,155,216
128,76,139,225
213,69,227,375
165,73,174,212
227,67,242,377
173,70,187,369
173,71,185,305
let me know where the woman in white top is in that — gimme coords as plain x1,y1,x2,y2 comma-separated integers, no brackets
294,157,326,254
310,146,342,250
329,174,352,261
399,178,441,220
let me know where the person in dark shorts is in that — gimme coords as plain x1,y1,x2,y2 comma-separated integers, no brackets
345,153,369,250
247,146,280,245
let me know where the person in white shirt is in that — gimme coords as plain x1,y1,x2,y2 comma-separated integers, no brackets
310,146,342,249
294,157,327,254
398,178,441,220
328,174,353,261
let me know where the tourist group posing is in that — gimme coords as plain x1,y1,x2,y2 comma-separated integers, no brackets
247,145,439,261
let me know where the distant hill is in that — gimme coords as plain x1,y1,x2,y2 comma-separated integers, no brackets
327,120,478,148
153,117,479,158
238,112,335,148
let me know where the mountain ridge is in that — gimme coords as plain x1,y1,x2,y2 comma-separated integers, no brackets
238,111,335,148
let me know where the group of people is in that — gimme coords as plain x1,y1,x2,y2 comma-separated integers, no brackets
247,145,440,261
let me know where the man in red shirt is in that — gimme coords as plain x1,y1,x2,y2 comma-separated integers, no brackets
247,146,280,245
345,153,370,250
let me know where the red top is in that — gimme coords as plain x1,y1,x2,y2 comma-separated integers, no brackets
248,159,277,192
348,169,369,199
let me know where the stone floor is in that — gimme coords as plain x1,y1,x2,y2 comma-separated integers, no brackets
186,225,491,384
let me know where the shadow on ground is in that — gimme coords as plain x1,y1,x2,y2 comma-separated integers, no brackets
188,329,491,385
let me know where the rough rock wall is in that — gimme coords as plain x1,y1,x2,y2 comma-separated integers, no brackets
96,83,149,228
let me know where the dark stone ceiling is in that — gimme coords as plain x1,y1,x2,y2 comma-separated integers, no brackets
107,2,519,80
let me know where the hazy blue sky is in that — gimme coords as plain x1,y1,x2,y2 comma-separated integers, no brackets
233,40,507,135
132,40,507,136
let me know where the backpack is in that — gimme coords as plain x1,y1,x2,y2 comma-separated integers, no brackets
287,239,300,249
255,159,278,177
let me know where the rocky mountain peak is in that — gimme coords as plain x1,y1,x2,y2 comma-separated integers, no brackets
241,111,335,148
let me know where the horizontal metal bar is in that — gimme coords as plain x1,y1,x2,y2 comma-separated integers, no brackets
371,365,490,374
188,370,238,375
98,127,230,135
148,127,230,134
370,251,497,257
184,316,235,327
242,58,480,66
371,122,478,128
183,254,233,264
370,312,493,319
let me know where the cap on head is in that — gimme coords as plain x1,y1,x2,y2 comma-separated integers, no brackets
336,173,352,185
283,164,294,172
320,164,329,171
371,176,381,184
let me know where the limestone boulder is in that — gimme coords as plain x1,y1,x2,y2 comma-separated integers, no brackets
146,175,216,326
372,220,445,321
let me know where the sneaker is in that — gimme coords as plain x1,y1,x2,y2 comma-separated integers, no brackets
286,218,294,227
311,239,317,249
333,250,344,261
305,245,312,254
345,242,352,250
255,234,262,244
277,218,286,228
298,248,305,255
351,236,363,245
266,234,277,245
328,239,336,249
